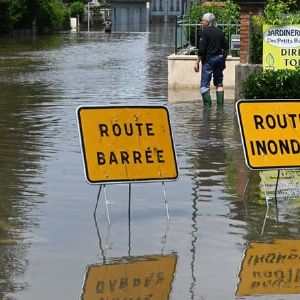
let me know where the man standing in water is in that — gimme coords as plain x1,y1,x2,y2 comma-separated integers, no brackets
194,13,228,107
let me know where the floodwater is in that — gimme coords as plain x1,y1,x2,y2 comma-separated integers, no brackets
1,25,300,300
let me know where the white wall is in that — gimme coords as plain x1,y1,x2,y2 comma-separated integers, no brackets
168,54,240,89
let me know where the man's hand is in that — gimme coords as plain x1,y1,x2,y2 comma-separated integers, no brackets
194,62,199,73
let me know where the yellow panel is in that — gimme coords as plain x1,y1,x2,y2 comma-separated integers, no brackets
236,240,300,296
236,100,300,169
77,106,178,183
263,25,300,70
81,255,177,300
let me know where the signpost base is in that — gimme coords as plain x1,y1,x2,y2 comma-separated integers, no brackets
94,182,171,226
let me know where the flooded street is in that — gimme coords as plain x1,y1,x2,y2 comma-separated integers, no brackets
1,25,300,300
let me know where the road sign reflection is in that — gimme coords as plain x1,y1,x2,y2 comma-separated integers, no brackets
81,254,177,300
236,240,300,296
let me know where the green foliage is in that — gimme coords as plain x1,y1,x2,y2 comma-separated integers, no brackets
36,0,68,31
185,0,240,24
0,0,28,33
242,69,300,99
184,0,240,49
69,1,85,17
0,0,70,34
250,0,300,63
263,0,300,25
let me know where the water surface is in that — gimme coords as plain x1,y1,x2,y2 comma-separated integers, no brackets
1,25,300,300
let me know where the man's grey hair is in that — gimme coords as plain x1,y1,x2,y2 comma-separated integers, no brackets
202,12,215,25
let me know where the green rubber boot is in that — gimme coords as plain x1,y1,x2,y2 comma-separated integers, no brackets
216,91,224,107
202,92,212,107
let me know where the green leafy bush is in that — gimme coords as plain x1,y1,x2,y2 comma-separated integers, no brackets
185,0,240,24
69,1,85,18
184,0,240,49
242,69,300,99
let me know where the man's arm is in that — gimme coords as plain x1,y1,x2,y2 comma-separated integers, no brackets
194,55,202,72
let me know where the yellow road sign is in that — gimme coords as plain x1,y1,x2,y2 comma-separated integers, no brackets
76,106,178,183
236,240,300,296
81,254,177,300
236,99,300,170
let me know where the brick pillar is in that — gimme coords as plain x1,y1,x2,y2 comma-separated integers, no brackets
240,9,250,64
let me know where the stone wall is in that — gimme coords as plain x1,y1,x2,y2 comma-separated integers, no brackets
168,54,240,89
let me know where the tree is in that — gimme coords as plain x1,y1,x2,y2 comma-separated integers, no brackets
69,1,85,18
0,0,69,34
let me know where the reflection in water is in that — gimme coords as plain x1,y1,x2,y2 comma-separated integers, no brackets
0,82,53,297
0,28,174,299
2,26,300,300
237,240,300,297
89,197,176,300
81,254,177,300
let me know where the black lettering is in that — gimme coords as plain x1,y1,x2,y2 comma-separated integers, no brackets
109,152,118,164
146,123,155,136
291,139,300,154
247,255,254,266
288,253,298,260
279,140,290,154
119,277,128,289
250,141,256,155
253,115,264,129
266,115,276,129
256,140,267,155
96,281,104,293
112,124,122,136
273,278,284,287
294,269,300,282
124,123,133,136
109,280,117,292
276,253,287,263
99,124,109,136
136,123,143,136
133,278,141,287
156,150,165,163
145,150,154,163
266,253,276,263
156,272,164,284
288,114,297,128
263,280,272,288
97,152,106,165
144,274,153,287
251,281,260,288
133,151,142,163
263,271,272,278
274,270,284,279
120,151,130,164
253,254,265,265
268,140,278,154
277,114,288,128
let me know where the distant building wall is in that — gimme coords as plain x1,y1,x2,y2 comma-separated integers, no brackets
110,0,148,31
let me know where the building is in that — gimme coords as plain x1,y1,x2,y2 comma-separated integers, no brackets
110,0,149,31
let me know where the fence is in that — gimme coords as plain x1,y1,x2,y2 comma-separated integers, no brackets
175,19,240,55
